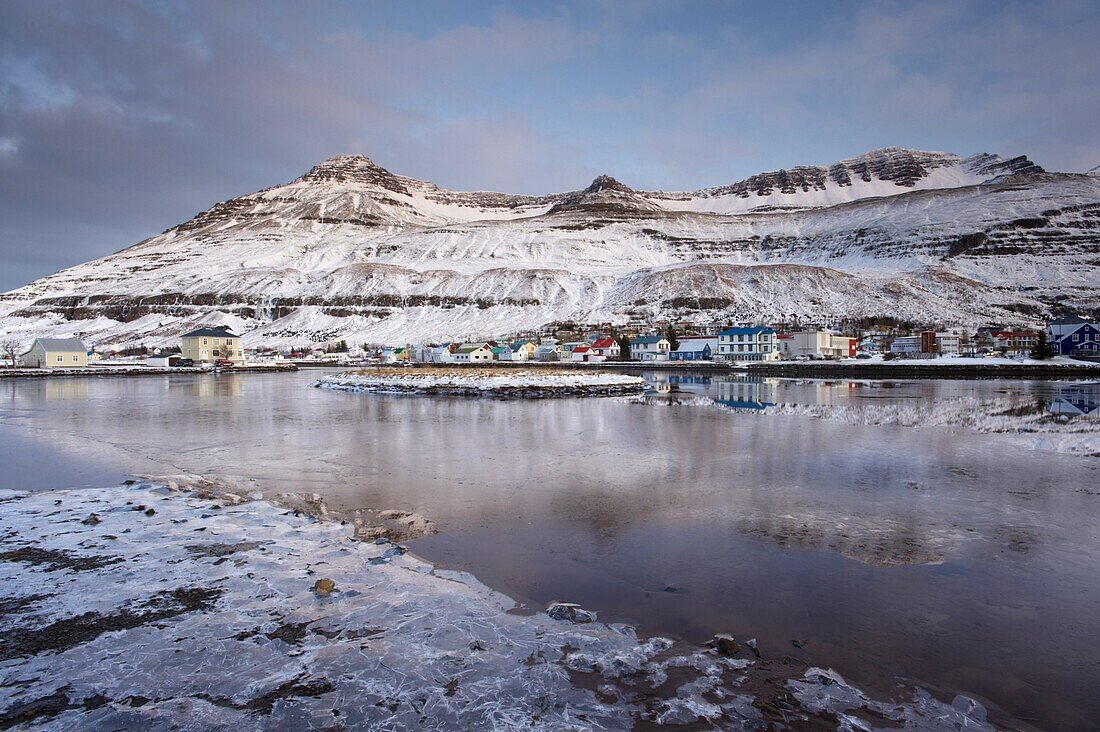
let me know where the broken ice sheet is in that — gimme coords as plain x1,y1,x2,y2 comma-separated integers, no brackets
0,485,996,730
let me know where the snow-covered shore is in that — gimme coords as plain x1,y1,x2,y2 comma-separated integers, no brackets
316,368,647,397
0,483,997,730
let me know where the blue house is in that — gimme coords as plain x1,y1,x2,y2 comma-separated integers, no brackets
669,342,711,361
1048,321,1100,357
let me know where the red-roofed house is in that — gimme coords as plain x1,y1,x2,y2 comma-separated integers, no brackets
589,337,620,360
993,331,1040,357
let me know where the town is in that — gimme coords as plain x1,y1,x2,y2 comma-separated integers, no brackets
4,315,1099,370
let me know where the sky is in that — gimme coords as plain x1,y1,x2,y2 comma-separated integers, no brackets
1,0,1098,291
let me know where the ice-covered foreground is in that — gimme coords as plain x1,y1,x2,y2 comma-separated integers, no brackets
316,369,647,396
0,484,996,730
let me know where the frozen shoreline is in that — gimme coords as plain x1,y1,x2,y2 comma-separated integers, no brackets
316,368,647,397
0,482,999,730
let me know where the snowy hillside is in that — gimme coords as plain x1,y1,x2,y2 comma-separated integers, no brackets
0,148,1097,348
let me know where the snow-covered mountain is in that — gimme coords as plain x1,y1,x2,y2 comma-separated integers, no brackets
1,147,1097,348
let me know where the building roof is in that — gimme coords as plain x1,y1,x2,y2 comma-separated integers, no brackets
31,337,86,352
490,346,507,354
631,335,667,345
672,341,711,353
572,346,591,353
1050,315,1088,326
1053,323,1099,341
718,327,776,336
181,327,239,338
591,338,616,349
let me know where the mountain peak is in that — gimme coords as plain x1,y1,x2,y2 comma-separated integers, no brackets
585,175,633,194
299,154,410,194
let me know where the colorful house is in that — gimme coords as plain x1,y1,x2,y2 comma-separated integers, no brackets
631,335,670,361
180,327,244,365
452,342,494,363
669,336,716,361
716,327,778,362
1048,320,1100,356
589,337,620,360
21,338,88,369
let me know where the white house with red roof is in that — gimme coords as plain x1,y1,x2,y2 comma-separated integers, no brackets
589,337,620,360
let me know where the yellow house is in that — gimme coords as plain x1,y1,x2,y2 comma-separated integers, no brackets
179,327,244,365
21,338,88,368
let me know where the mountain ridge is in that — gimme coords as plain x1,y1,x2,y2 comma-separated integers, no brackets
0,146,1095,349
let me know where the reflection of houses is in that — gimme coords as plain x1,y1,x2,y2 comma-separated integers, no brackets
712,376,779,410
21,338,88,369
1048,385,1100,416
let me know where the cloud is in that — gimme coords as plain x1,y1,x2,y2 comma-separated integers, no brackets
0,0,1097,290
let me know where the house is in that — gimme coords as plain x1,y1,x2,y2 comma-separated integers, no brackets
21,338,88,368
559,341,587,357
716,327,778,362
992,331,1040,357
1048,320,1100,357
669,336,717,361
777,331,855,360
534,343,561,362
490,346,508,360
889,331,959,357
500,340,536,361
180,327,244,365
589,337,620,360
889,336,922,356
669,341,712,361
1047,315,1090,341
631,335,670,361
146,352,182,368
452,342,494,363
571,345,595,362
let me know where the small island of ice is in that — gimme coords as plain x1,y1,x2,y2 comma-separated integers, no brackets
315,368,647,397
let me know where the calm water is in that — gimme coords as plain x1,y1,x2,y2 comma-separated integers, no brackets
1,370,1098,729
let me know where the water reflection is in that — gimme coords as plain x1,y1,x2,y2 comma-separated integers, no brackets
0,370,1098,728
1049,382,1100,416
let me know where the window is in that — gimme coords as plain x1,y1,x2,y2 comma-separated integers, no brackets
56,355,63,362
203,338,208,345
72,355,78,361
1073,334,1079,341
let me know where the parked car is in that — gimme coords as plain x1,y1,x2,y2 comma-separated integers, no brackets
214,359,235,367
174,358,194,367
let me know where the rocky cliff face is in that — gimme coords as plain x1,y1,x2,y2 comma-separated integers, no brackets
0,148,1095,349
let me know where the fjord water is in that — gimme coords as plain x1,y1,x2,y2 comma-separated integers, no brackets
1,370,1098,729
